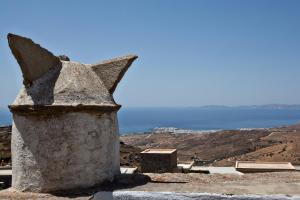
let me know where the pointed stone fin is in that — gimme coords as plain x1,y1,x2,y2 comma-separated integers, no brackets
91,55,138,94
7,33,61,84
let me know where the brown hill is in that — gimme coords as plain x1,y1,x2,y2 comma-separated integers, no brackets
1,124,299,167
0,126,11,165
120,141,141,167
121,125,300,166
215,128,300,166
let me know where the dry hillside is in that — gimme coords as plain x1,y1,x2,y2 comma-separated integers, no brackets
0,124,299,167
121,125,300,166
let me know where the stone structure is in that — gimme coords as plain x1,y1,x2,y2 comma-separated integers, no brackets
140,149,177,173
93,191,300,200
7,33,137,192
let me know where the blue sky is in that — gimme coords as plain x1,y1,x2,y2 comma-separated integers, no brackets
0,0,299,108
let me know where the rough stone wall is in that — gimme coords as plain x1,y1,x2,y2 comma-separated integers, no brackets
11,111,120,192
141,151,177,173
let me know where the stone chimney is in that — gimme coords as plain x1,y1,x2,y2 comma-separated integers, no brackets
7,33,137,192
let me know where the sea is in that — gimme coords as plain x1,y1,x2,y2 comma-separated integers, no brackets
1,106,300,135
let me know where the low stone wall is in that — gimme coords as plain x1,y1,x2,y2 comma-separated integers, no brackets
93,191,300,200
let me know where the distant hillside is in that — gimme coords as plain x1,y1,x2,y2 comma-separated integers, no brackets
0,126,11,165
121,124,300,167
0,108,11,126
0,123,300,167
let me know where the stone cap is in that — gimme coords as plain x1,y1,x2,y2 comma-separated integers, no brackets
7,33,137,113
235,161,295,173
141,149,177,154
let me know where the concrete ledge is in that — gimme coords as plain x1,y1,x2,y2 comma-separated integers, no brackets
120,167,138,174
93,191,300,200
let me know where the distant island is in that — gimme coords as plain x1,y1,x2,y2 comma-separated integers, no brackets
193,104,300,110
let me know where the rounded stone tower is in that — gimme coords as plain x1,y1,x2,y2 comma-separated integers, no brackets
7,33,137,192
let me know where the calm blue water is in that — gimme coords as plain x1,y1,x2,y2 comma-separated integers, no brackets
1,107,300,134
0,109,11,126
118,107,300,134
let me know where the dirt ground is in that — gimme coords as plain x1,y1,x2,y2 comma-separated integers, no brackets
132,171,300,195
0,171,299,199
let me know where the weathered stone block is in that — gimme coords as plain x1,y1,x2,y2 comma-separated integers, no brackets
140,149,177,173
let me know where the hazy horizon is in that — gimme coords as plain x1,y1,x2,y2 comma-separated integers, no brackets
1,0,300,108
2,103,300,110
1,105,300,132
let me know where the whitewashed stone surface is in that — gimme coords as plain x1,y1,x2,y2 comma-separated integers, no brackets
93,191,300,200
12,112,120,192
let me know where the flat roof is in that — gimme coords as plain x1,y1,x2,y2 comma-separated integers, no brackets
236,161,295,170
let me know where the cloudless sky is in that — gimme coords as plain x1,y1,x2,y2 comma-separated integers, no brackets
0,0,300,108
